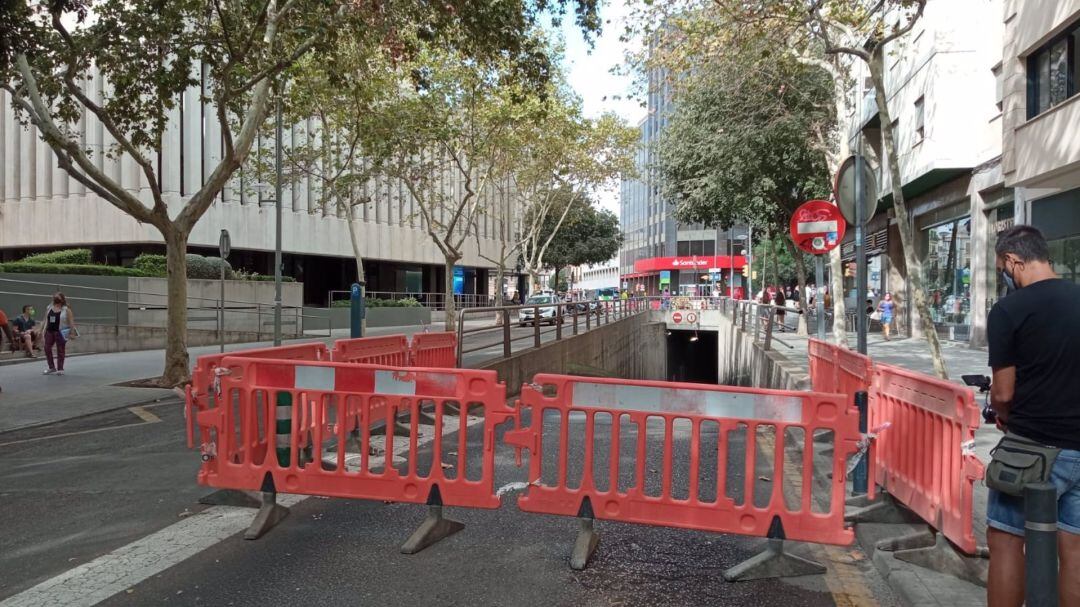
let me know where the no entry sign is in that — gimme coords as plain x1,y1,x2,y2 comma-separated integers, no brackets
672,312,683,324
790,200,845,255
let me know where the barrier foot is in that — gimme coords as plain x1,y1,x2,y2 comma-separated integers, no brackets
722,538,826,582
875,529,936,552
198,489,262,508
845,494,920,524
570,517,600,571
244,492,289,540
400,504,464,555
892,533,989,587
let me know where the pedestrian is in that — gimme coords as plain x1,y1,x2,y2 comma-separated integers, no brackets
877,293,896,341
773,288,787,331
661,288,671,311
42,292,78,375
12,305,39,357
0,307,14,354
984,225,1080,606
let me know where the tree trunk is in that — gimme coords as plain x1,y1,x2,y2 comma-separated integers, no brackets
528,270,541,296
162,226,191,386
783,237,810,336
443,256,459,331
829,246,847,345
870,49,947,379
553,266,561,293
347,217,366,285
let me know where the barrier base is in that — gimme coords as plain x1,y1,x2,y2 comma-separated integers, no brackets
244,492,289,540
400,505,464,554
570,517,599,571
875,529,936,552
198,489,262,509
722,539,826,582
893,534,988,587
845,494,920,525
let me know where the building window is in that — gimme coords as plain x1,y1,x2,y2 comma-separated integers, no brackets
1027,20,1079,119
914,96,924,144
992,64,1004,112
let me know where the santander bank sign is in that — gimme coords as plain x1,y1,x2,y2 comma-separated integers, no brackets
632,255,747,273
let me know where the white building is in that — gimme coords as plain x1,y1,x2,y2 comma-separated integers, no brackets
0,77,517,304
571,258,620,293
840,0,1005,345
1002,1,1080,278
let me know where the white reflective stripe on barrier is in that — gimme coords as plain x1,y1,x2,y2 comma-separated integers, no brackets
296,366,335,391
374,371,417,395
568,382,804,423
293,366,418,395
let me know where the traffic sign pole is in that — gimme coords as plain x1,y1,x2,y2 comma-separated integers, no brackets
815,256,826,340
855,152,867,355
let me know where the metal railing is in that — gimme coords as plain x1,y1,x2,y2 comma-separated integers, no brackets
365,291,495,311
0,276,336,338
455,298,641,366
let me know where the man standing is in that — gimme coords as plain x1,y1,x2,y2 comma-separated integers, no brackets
986,225,1080,606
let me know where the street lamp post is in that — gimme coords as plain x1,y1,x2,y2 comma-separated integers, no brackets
253,96,284,346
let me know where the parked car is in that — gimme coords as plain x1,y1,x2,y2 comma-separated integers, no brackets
519,295,562,326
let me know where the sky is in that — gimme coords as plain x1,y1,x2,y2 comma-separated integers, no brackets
551,0,645,214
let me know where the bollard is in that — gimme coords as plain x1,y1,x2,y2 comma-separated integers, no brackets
350,282,365,338
852,391,869,495
1024,482,1059,607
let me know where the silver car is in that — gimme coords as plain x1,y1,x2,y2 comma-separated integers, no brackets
519,295,561,326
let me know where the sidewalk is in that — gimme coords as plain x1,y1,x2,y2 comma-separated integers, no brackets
0,322,463,434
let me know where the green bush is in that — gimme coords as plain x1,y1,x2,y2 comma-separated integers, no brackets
20,248,92,265
185,254,235,279
133,254,168,277
0,262,147,277
364,296,422,308
247,274,296,282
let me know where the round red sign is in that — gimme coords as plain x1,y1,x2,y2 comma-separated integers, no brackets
672,312,683,324
790,200,846,255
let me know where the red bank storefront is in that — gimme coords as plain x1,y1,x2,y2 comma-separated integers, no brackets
622,255,748,298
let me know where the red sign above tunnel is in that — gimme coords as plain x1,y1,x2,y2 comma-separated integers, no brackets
632,255,747,274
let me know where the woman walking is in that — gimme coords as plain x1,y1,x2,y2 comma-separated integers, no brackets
773,288,787,332
877,292,896,341
42,292,77,375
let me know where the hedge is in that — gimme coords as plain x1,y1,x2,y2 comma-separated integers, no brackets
133,254,168,277
20,248,92,265
248,274,297,282
0,262,148,277
331,296,421,308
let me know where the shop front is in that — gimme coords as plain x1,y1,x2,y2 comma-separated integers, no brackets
622,255,748,298
916,201,973,340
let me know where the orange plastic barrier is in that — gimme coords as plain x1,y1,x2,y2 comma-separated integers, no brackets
409,332,457,368
331,334,410,366
506,374,860,546
807,338,872,398
869,363,985,554
186,342,329,448
189,358,510,508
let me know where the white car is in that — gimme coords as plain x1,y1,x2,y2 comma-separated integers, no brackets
519,295,562,326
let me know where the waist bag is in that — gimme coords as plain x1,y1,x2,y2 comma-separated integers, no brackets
986,432,1061,497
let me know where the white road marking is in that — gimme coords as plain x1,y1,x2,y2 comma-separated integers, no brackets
1,413,485,607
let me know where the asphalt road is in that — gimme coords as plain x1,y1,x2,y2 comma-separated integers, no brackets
0,396,900,606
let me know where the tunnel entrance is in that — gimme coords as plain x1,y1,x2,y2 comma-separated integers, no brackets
665,329,718,384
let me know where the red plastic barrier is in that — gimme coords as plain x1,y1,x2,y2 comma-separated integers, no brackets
410,332,457,368
506,374,860,546
807,338,872,398
186,342,329,448
869,363,985,554
189,358,510,508
331,334,410,366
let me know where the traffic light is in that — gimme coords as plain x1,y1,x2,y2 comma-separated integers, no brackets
844,262,856,278
741,264,750,278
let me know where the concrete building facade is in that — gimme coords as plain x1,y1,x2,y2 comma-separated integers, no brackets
1002,1,1080,282
840,0,1007,346
0,79,515,305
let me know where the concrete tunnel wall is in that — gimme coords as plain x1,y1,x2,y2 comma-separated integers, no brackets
479,314,668,396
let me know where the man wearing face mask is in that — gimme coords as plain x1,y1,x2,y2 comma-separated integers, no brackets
985,225,1080,606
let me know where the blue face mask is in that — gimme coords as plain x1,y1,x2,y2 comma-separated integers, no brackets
1001,268,1017,294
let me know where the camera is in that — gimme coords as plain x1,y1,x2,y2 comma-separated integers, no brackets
961,374,996,424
